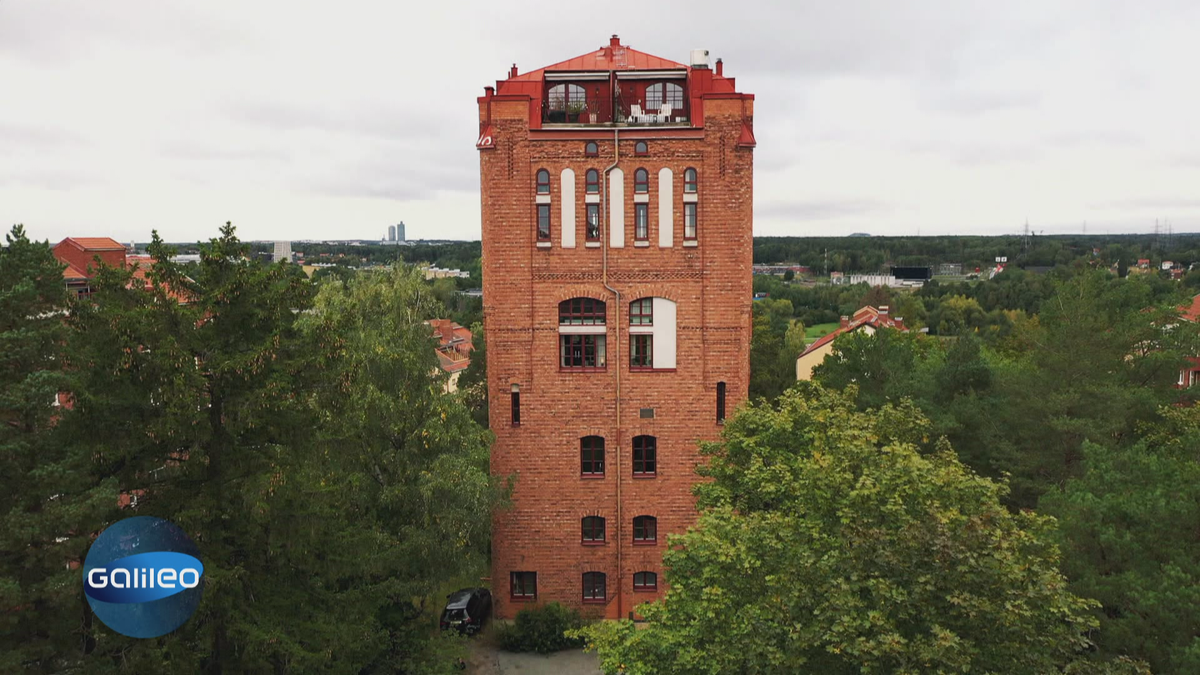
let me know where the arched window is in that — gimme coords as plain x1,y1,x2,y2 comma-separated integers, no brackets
634,141,648,155
585,169,600,194
632,435,656,476
536,169,550,195
582,572,606,603
548,83,586,111
559,298,606,325
684,168,698,193
633,515,657,544
585,141,599,156
634,168,649,193
645,82,684,112
633,571,657,591
581,516,606,544
581,436,605,476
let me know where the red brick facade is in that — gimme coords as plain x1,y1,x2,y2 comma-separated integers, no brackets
478,38,754,620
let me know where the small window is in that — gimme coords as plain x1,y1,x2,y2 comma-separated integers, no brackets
559,298,606,325
633,571,657,591
586,204,601,241
585,142,599,157
634,168,649,193
633,436,656,476
586,169,600,194
583,572,606,603
684,203,697,240
560,335,606,369
717,381,726,424
630,298,653,325
581,436,605,476
511,385,521,426
631,334,653,369
635,141,648,155
684,168,698,193
581,516,606,544
635,203,649,240
537,204,551,241
511,571,537,599
633,516,657,544
536,169,550,194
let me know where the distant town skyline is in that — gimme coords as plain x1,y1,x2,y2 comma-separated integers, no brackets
3,1,1200,244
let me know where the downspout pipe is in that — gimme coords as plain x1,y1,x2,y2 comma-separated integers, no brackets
601,127,622,619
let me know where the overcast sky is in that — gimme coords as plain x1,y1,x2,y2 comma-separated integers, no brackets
3,0,1200,244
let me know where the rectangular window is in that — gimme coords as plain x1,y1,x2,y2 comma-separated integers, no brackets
631,334,653,369
560,334,606,369
717,381,726,424
581,436,605,476
511,571,537,600
684,203,697,240
635,203,649,241
633,436,656,476
537,204,551,241
586,204,601,241
511,387,521,426
583,572,606,603
582,516,606,544
633,516,657,544
630,298,653,325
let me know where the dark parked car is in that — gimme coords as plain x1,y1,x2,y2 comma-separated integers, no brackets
439,588,491,635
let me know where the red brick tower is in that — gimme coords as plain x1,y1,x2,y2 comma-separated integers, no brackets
478,36,755,620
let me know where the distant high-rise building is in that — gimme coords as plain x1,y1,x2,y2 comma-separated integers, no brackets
396,222,406,242
388,225,397,241
272,241,292,263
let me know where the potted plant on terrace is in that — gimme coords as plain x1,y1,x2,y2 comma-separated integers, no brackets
567,101,586,123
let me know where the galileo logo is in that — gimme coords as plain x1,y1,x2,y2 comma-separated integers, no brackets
83,516,204,638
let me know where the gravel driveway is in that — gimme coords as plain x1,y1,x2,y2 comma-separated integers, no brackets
465,641,601,675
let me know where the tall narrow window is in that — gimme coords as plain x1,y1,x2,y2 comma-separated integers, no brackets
633,572,658,591
586,204,601,241
537,204,551,241
635,203,649,241
511,571,537,600
536,169,550,194
631,334,653,369
630,298,653,325
717,381,727,424
633,436,656,476
684,167,698,193
582,572,606,603
586,169,600,194
633,516,657,544
511,385,520,426
581,516,606,544
684,203,697,240
634,169,649,193
581,436,605,476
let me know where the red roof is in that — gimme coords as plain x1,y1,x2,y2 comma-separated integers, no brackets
801,306,908,356
60,237,125,251
509,44,687,81
1181,294,1200,322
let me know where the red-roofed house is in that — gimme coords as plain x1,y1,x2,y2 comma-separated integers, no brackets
1178,294,1200,388
426,319,473,392
53,237,127,297
796,305,909,380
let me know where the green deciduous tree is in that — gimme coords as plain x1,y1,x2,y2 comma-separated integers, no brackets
1044,405,1200,674
583,385,1101,674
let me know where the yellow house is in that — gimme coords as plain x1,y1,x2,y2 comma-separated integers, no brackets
796,305,908,381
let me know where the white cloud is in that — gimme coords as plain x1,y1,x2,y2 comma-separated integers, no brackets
1,0,1199,243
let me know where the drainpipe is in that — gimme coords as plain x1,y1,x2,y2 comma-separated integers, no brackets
601,127,622,619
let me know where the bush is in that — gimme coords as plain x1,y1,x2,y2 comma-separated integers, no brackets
496,602,587,654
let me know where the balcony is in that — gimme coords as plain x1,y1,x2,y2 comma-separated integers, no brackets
541,96,690,126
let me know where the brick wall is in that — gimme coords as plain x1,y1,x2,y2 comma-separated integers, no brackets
481,95,753,620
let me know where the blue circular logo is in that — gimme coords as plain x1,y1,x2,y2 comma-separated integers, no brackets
83,516,204,638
